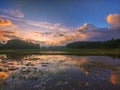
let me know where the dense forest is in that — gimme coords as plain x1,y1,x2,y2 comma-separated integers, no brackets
66,39,120,49
0,39,40,49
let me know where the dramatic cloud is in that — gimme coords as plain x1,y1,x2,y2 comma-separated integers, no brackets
0,8,120,46
0,18,11,26
24,15,120,45
106,14,120,29
77,23,96,31
76,23,120,41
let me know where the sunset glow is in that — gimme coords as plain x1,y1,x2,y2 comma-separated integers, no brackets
0,0,120,46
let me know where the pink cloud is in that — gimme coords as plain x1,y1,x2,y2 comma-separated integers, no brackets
106,14,120,29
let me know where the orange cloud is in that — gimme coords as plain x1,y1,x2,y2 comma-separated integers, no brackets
106,14,120,29
0,30,18,41
0,18,11,26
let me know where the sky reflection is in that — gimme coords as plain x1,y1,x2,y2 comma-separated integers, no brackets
0,54,120,90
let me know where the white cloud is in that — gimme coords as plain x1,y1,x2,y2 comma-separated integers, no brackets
9,9,24,18
77,23,96,31
25,20,70,32
0,8,24,18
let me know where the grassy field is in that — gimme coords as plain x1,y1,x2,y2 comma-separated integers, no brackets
0,49,120,57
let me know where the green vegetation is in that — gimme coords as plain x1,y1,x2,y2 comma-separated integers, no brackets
66,39,120,49
0,49,120,57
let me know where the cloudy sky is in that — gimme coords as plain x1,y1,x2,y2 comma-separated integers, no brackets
0,0,120,46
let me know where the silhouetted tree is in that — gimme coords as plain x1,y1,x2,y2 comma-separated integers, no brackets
4,39,40,49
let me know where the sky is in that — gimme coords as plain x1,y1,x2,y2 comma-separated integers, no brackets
0,0,120,46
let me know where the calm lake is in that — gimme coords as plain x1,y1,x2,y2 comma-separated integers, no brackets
0,54,120,90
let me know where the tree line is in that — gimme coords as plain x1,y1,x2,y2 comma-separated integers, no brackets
0,39,120,50
0,39,40,49
66,39,120,49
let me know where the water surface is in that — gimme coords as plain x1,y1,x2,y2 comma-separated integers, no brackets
0,54,120,90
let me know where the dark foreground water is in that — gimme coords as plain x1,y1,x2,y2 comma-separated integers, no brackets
0,54,120,90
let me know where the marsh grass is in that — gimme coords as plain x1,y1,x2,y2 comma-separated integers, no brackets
0,49,120,56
